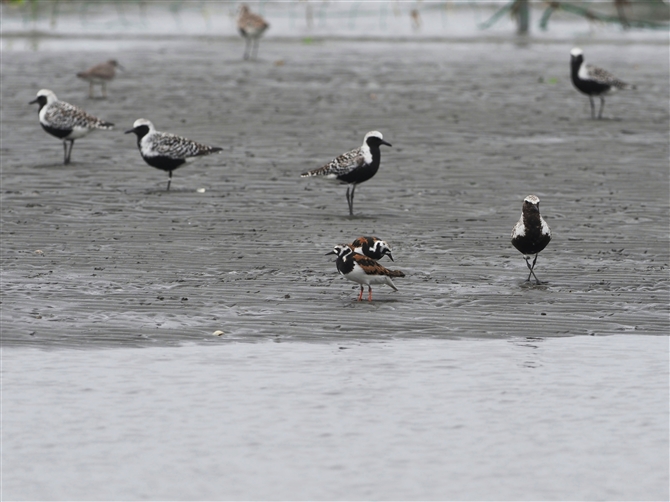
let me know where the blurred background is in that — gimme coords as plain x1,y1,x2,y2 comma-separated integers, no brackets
2,0,668,46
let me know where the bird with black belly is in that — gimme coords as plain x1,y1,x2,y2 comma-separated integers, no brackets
125,119,223,191
301,131,391,216
29,89,114,165
511,195,552,284
570,47,635,120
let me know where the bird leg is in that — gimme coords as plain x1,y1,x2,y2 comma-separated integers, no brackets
252,38,260,60
357,285,364,301
346,185,353,215
166,170,172,191
588,95,595,119
368,286,373,302
598,96,605,120
524,255,542,284
350,184,356,215
64,140,74,164
243,38,251,60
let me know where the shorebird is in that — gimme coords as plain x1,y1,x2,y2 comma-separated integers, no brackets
76,59,123,99
301,131,392,216
327,244,405,302
29,89,114,165
238,4,269,60
350,236,394,261
125,118,223,191
570,47,635,119
511,195,552,284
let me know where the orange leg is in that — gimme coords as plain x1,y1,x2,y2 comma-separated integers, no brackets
368,286,373,302
357,286,364,301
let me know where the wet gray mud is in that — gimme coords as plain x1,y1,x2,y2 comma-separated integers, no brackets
2,38,668,347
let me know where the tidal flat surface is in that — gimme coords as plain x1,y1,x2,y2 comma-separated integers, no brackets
1,39,668,345
3,336,668,501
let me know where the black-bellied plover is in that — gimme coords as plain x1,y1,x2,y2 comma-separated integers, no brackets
76,59,123,99
511,195,552,284
29,89,114,165
238,4,269,60
570,47,635,119
301,131,392,216
125,119,223,191
327,244,405,302
350,236,394,261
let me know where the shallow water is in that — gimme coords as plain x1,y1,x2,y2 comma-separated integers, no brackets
3,335,668,501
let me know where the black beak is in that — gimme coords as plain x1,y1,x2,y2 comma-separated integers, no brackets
124,128,135,134
29,98,38,105
387,253,394,262
325,250,336,256
381,140,392,147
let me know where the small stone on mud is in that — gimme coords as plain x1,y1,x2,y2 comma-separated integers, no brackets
213,330,225,336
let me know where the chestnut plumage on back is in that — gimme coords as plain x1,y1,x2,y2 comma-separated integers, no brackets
327,244,405,302
350,236,394,261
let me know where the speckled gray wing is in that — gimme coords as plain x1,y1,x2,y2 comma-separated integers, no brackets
586,64,631,89
44,101,113,130
301,147,365,178
148,132,222,160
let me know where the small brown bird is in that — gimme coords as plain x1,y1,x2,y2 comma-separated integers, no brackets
237,5,269,60
76,59,122,99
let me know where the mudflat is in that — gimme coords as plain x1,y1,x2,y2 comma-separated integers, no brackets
2,38,668,347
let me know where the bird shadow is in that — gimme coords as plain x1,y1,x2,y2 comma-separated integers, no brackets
518,281,550,290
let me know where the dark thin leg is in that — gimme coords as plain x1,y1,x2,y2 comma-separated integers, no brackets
348,184,357,216
64,140,74,164
588,95,595,119
524,255,542,284
367,286,373,302
346,185,353,215
62,142,68,164
166,170,172,191
357,285,364,301
598,96,605,119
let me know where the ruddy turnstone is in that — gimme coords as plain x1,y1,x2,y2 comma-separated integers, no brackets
327,244,405,302
511,195,552,284
76,59,123,99
570,48,635,119
350,236,394,261
238,4,269,60
301,131,392,216
29,89,114,165
124,118,223,191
